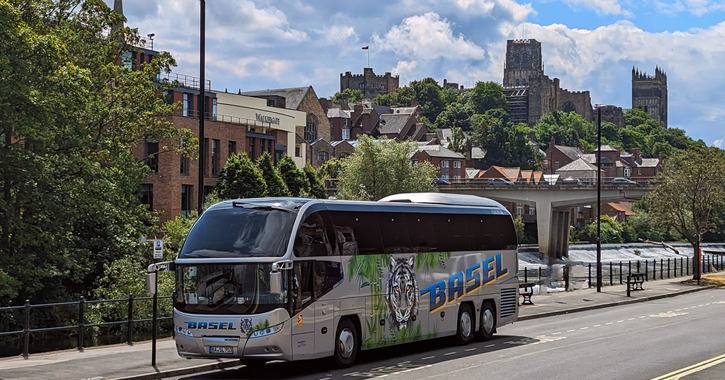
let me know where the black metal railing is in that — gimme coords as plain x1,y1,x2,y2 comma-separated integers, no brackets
0,294,172,359
517,254,724,289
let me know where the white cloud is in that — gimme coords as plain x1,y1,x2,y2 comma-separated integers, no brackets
552,0,631,16
453,0,535,21
372,12,485,60
714,139,723,148
654,0,725,16
319,25,359,44
392,61,419,85
212,57,295,82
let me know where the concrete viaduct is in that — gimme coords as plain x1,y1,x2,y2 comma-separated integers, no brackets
439,183,654,262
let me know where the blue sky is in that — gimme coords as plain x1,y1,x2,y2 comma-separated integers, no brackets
114,0,725,148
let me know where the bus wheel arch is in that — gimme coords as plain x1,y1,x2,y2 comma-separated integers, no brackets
475,299,496,341
334,315,360,368
455,301,475,345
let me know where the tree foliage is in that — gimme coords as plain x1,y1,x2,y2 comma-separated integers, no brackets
215,153,267,199
470,109,542,169
303,162,328,199
467,81,508,115
336,136,437,201
332,88,363,104
580,215,624,244
644,148,725,279
0,0,195,306
318,157,343,181
257,152,290,197
277,155,306,197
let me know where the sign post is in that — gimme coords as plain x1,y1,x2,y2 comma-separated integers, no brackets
151,240,162,366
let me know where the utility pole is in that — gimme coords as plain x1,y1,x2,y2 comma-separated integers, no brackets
596,106,602,293
197,0,206,215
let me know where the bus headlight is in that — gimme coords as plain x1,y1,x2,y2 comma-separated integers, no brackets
175,325,194,337
249,322,284,338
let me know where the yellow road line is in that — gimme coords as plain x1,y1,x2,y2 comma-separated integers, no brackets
651,353,725,380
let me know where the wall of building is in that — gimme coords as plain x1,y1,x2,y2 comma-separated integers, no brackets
632,67,668,128
298,88,331,143
340,68,400,99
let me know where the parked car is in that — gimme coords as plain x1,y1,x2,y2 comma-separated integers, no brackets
487,178,515,186
561,177,582,185
611,177,636,185
434,178,450,186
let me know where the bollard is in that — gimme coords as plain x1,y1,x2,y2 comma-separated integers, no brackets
589,263,592,288
660,259,664,281
524,267,528,283
609,262,613,286
626,275,631,297
681,257,684,277
78,296,85,352
645,260,649,280
619,261,623,284
628,261,632,279
538,267,541,282
127,293,134,346
668,258,671,278
687,257,690,275
564,265,569,291
23,299,30,359
673,258,677,278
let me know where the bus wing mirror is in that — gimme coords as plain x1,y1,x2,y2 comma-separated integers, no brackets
270,272,282,295
146,272,157,295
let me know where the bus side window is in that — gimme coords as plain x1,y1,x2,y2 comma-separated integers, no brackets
377,213,411,254
314,261,342,299
330,211,383,255
432,214,471,252
467,214,500,251
293,261,314,313
495,215,518,250
294,212,334,257
404,213,438,252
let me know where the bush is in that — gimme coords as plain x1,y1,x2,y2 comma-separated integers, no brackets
215,153,266,199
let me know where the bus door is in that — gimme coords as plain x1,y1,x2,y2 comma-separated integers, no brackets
312,261,342,357
291,261,315,359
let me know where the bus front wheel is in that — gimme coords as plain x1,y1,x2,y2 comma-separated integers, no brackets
334,318,359,368
455,303,474,345
475,301,495,341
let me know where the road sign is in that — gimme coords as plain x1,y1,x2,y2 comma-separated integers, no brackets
153,240,163,260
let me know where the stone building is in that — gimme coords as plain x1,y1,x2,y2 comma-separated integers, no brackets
242,86,331,143
597,105,625,128
340,68,399,99
632,66,668,128
502,39,593,125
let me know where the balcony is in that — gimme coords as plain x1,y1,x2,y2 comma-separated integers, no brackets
158,72,211,91
176,110,275,136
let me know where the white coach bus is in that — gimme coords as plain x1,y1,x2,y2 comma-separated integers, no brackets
169,193,519,368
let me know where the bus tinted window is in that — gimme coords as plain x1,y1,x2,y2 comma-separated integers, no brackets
314,261,342,299
330,211,383,255
377,213,411,254
432,214,471,252
404,213,438,252
180,206,295,258
467,214,502,251
294,212,334,257
495,215,518,249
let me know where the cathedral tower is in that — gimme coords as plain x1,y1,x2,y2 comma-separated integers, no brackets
632,66,668,128
503,39,543,88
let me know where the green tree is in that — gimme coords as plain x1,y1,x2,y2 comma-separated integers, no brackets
467,81,508,115
448,126,467,155
318,157,343,181
0,0,193,306
435,101,474,131
277,155,306,197
372,86,415,107
644,148,725,280
534,111,596,151
215,153,267,199
336,136,437,201
410,78,444,121
304,163,328,199
581,215,624,244
256,152,290,197
332,88,363,104
470,109,542,169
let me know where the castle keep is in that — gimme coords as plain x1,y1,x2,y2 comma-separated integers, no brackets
340,68,399,99
503,39,593,125
632,66,668,128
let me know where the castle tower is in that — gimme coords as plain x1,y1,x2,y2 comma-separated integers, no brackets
503,39,543,88
632,66,668,128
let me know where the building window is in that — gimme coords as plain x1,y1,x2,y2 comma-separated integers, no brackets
305,115,318,142
522,53,528,64
638,168,642,175
249,137,256,161
180,155,188,175
122,51,132,70
317,151,329,162
441,160,449,168
522,79,526,85
413,159,419,165
555,161,560,170
529,206,536,215
339,152,350,159
211,139,220,176
141,184,153,210
342,127,350,141
228,141,236,157
267,99,275,107
181,185,193,216
145,139,159,173
516,79,520,86
212,98,217,120
203,138,209,176
295,145,301,157
381,84,386,90
268,139,273,154
183,93,193,117
453,161,461,169
624,168,631,177
442,174,449,180
358,83,365,90
516,204,523,216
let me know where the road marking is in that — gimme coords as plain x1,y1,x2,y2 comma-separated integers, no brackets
606,322,613,325
580,327,589,330
567,329,576,332
675,309,681,311
639,316,646,319
650,353,725,380
706,303,711,305
698,304,704,307
552,332,562,335
444,352,456,356
617,320,624,322
422,356,435,360
684,307,690,310
593,324,601,327
485,344,495,348
465,348,476,352
628,318,635,321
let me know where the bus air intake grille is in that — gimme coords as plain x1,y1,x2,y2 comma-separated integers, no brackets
500,288,517,318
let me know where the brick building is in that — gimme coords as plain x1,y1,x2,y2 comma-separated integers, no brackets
544,137,585,174
412,145,465,181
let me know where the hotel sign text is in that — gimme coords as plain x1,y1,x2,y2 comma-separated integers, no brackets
256,113,280,125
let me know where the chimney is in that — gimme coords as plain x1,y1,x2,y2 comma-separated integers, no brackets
341,93,349,110
549,135,556,148
632,147,640,161
319,97,329,112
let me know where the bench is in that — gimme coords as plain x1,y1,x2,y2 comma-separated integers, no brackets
627,273,645,291
519,282,535,305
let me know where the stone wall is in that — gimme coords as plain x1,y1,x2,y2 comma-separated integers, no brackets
340,68,400,99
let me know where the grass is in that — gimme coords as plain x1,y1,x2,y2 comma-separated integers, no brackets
682,275,725,287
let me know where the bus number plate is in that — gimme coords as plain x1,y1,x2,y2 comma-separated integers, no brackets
209,346,233,354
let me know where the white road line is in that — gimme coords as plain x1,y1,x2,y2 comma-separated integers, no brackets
617,320,624,323
552,332,562,335
580,327,589,330
606,322,613,325
639,316,646,319
422,356,435,360
628,318,635,321
444,352,456,356
567,329,576,332
485,344,495,348
593,324,601,327
465,348,476,352
675,309,681,311
684,307,690,310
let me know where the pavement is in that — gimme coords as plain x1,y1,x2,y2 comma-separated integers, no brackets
0,274,720,380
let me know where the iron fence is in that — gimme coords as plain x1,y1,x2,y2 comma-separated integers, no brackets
0,294,172,359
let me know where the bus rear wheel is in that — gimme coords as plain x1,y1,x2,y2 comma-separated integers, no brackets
475,301,495,341
455,303,474,345
334,318,358,368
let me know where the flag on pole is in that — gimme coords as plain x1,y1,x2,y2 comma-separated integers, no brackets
362,46,369,50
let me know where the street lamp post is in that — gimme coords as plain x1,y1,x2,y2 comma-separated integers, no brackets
197,0,206,215
596,106,602,292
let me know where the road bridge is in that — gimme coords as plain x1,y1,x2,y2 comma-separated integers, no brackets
440,182,654,262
